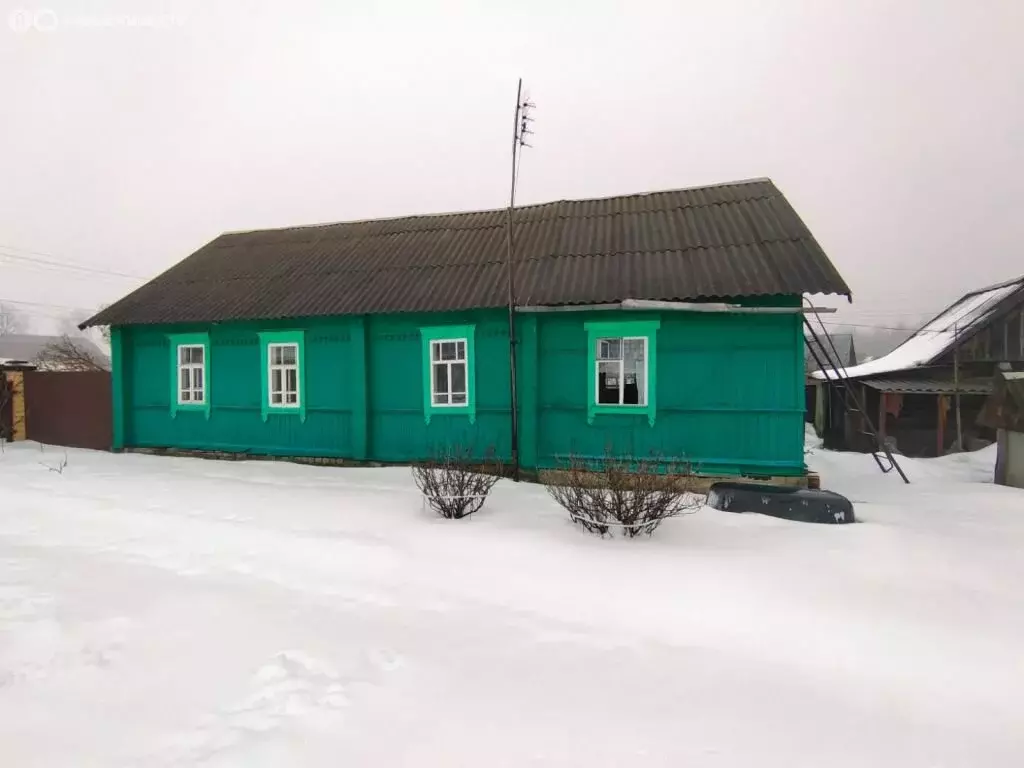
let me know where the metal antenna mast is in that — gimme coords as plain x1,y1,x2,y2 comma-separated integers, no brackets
505,78,535,482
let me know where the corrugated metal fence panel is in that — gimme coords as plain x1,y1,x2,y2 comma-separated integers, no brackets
23,371,112,450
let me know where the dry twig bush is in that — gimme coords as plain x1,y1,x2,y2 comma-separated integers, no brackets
545,451,701,537
412,446,503,519
36,335,108,372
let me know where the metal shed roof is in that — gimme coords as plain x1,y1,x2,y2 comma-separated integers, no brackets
861,378,993,396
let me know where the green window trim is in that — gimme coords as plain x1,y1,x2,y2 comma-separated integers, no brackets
584,319,660,426
258,330,306,422
420,325,476,424
167,332,211,419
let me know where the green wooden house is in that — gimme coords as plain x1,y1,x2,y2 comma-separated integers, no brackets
83,179,850,477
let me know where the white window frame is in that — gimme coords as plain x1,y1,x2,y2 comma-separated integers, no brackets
176,344,206,405
267,342,300,408
594,336,648,406
430,337,469,407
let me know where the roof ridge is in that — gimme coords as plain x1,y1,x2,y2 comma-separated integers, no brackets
213,193,783,247
168,238,816,284
217,178,776,238
961,273,1024,297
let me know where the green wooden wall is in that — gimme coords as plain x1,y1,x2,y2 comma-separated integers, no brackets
113,301,806,475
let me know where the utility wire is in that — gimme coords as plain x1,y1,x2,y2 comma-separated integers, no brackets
0,247,144,280
0,297,95,313
819,320,945,333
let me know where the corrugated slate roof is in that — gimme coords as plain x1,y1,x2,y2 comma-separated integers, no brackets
84,178,850,327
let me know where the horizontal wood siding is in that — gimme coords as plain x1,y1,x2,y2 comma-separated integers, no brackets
534,306,805,475
119,300,805,475
367,311,509,462
125,318,356,457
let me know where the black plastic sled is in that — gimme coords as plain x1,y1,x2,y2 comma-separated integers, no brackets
706,482,856,524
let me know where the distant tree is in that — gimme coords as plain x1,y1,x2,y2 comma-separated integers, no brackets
60,307,110,349
0,304,24,336
35,334,108,371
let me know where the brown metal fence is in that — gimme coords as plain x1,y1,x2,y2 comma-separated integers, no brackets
23,371,112,450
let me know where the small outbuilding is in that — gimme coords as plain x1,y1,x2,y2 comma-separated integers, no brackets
977,370,1024,488
811,275,1024,456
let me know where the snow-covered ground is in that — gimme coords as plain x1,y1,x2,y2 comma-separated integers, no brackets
2,439,1022,767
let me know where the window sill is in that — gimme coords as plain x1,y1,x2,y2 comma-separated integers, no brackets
262,404,306,422
170,402,211,419
587,405,656,426
424,406,476,425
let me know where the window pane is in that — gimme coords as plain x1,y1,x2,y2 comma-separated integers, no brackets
270,346,282,365
452,393,467,404
433,392,447,405
179,346,189,364
271,392,282,404
194,368,203,389
599,338,621,360
456,340,466,360
623,338,645,405
433,362,449,394
431,341,442,362
623,376,641,404
281,345,297,365
451,362,466,395
271,368,282,394
597,361,621,404
285,392,297,404
193,347,204,364
180,367,190,390
182,390,191,402
285,368,297,394
441,341,457,361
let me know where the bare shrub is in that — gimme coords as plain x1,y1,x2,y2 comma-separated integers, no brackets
545,452,701,537
36,334,108,371
40,452,68,475
412,446,503,519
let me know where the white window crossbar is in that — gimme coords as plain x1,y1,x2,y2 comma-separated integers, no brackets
268,342,300,407
177,344,205,404
430,338,468,407
595,336,647,406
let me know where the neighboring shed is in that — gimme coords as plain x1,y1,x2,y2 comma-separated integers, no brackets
0,334,109,370
977,370,1024,488
83,178,851,479
805,332,857,372
811,275,1024,457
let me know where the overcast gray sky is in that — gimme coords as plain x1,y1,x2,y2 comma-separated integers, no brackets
1,0,1021,334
